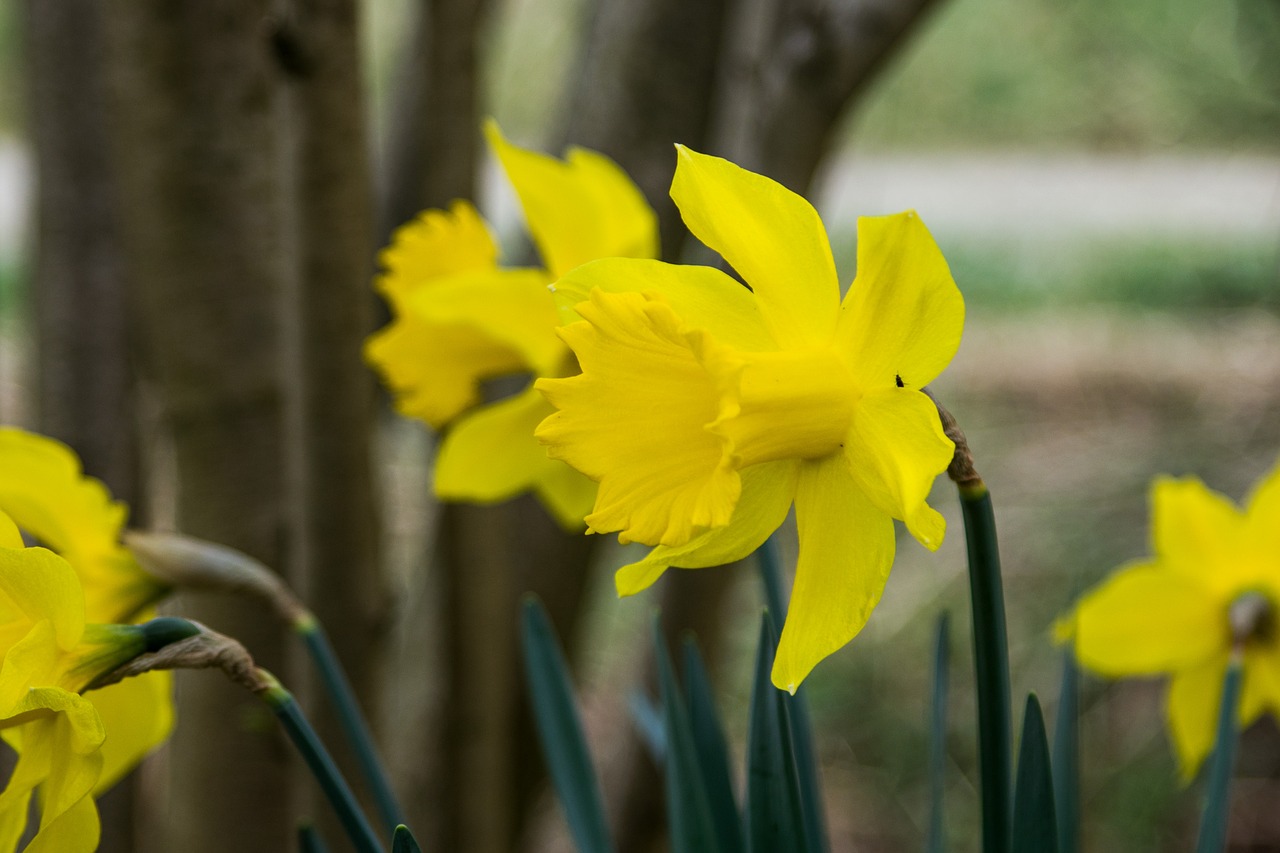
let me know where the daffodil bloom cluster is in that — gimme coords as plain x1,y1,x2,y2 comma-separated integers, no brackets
364,123,659,528
0,509,157,853
536,147,964,691
1064,459,1280,779
0,429,174,791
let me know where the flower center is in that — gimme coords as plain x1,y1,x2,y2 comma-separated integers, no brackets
1229,590,1275,648
703,345,859,470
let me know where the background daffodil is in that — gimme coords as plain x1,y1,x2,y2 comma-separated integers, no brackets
536,146,964,691
0,510,155,853
0,429,174,791
364,122,659,528
1065,458,1280,780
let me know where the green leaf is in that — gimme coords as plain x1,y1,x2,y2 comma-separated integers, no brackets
745,611,807,853
297,823,329,853
520,596,614,853
392,824,422,853
961,484,1013,853
1012,694,1058,853
928,613,951,853
1195,658,1243,853
682,636,744,853
756,537,829,853
1051,650,1080,853
652,616,721,853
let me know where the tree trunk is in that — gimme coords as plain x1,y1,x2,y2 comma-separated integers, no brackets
102,4,295,851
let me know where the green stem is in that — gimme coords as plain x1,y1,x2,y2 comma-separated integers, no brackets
260,674,384,853
1195,657,1243,853
296,616,404,833
1051,649,1080,853
960,482,1012,853
928,613,950,853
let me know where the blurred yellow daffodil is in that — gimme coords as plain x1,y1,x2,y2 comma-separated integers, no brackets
536,147,963,691
364,122,659,528
1065,460,1280,780
0,510,155,853
0,429,174,791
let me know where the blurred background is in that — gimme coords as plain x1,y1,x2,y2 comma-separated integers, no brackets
0,0,1278,850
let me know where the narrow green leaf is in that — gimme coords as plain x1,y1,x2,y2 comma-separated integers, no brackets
297,823,329,853
520,596,614,853
652,616,721,853
1051,649,1080,853
1012,694,1058,853
626,688,665,762
1195,658,1244,853
745,612,807,853
928,613,951,853
682,636,744,853
757,537,829,853
960,483,1013,853
391,825,422,853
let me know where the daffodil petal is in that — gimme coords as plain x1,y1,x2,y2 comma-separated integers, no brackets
843,387,953,549
0,512,19,549
670,146,839,348
615,460,798,595
1072,561,1225,676
553,258,774,351
375,200,498,302
88,671,174,792
0,620,59,711
1150,476,1248,593
1167,653,1229,782
1244,455,1280,558
435,386,595,529
486,121,658,277
772,457,895,692
835,211,964,391
0,545,84,651
1240,644,1280,730
537,290,737,546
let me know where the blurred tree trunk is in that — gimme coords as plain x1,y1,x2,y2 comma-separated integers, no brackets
102,5,296,852
276,0,388,826
378,0,491,238
24,3,144,851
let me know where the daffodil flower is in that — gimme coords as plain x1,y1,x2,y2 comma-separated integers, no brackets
0,509,157,852
1065,460,1280,779
535,147,964,690
364,122,659,528
0,429,174,790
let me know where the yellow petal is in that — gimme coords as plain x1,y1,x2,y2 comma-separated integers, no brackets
1167,654,1229,782
486,121,658,277
0,545,85,652
435,385,596,528
0,512,20,549
1149,476,1248,593
615,460,799,595
1244,455,1280,559
0,429,158,624
670,146,839,348
835,211,965,391
0,620,60,711
375,200,498,303
772,457,896,692
87,671,174,792
1072,561,1225,676
842,387,953,549
553,258,775,352
536,290,737,546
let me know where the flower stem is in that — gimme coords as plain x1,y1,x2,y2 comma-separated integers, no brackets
1195,657,1243,853
259,672,384,853
296,615,404,833
960,481,1012,853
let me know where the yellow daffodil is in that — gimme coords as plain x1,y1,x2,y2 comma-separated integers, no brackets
0,510,154,853
364,122,659,528
1065,459,1280,780
535,147,964,691
0,429,173,790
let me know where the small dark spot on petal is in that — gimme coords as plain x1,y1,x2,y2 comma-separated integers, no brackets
895,374,905,388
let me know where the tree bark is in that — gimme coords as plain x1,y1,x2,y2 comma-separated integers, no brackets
102,5,295,851
275,0,388,826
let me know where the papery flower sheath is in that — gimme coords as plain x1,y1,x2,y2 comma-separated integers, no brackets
364,122,659,528
1063,459,1280,779
0,428,174,790
536,147,964,690
0,510,154,853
